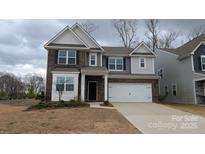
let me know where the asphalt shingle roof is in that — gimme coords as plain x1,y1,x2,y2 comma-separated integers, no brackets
159,34,205,59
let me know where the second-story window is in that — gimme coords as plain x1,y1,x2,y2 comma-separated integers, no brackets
139,58,145,68
89,53,97,66
201,55,205,71
58,50,67,64
108,57,123,71
58,50,76,65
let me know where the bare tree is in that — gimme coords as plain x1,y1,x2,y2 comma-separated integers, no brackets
188,26,205,40
158,31,180,48
112,19,138,48
0,73,25,99
80,20,98,34
145,19,160,52
24,73,44,95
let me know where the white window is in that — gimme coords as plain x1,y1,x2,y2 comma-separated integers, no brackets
56,76,74,91
139,58,145,68
56,77,65,91
65,77,74,91
201,55,205,71
89,53,97,66
58,50,67,64
58,50,76,65
108,57,123,71
172,84,177,96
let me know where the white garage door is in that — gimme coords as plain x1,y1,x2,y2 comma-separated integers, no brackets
109,83,152,102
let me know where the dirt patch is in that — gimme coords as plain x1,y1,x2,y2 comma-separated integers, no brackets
164,103,205,117
0,102,140,134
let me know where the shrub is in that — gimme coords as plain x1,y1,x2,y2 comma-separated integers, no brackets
100,101,113,107
28,86,36,99
0,92,8,100
158,95,167,102
35,91,45,101
26,99,89,111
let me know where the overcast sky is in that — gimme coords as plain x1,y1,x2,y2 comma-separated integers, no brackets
1,19,205,77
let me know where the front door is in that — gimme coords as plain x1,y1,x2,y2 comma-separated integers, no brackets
88,81,97,101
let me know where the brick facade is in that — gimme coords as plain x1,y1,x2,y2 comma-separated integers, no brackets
46,49,88,100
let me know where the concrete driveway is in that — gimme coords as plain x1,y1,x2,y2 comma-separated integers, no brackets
113,102,205,134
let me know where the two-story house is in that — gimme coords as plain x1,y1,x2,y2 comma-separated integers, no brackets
44,23,159,103
155,34,205,104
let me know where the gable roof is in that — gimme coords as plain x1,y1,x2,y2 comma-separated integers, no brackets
129,42,156,57
44,25,89,49
71,23,104,51
102,46,133,56
160,34,205,60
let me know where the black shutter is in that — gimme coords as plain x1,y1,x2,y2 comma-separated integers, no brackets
106,57,108,68
123,57,126,70
76,50,79,65
199,57,201,70
55,50,58,64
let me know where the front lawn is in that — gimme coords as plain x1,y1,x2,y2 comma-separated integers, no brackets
163,103,205,117
0,101,140,133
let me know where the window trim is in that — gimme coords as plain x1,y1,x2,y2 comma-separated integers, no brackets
58,50,77,65
89,53,97,66
58,50,67,64
108,57,124,71
201,55,205,71
172,84,177,96
56,76,74,92
139,57,146,69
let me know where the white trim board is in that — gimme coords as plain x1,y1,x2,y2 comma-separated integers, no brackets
44,25,90,49
129,41,156,56
71,23,104,51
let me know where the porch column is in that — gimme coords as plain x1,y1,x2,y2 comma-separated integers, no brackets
81,74,85,102
104,74,108,101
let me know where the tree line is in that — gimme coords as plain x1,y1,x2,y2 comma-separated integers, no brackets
81,19,205,51
0,72,45,100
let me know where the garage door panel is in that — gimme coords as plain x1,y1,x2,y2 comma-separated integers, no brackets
109,83,152,102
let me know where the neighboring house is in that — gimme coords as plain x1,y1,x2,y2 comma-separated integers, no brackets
155,34,205,104
44,23,159,103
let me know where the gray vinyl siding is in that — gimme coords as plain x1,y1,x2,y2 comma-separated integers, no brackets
155,49,195,104
102,56,131,74
86,52,101,67
193,45,205,72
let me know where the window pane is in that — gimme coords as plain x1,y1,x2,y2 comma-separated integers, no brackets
140,58,144,63
56,84,64,91
59,50,66,57
59,58,66,64
141,62,145,67
173,90,177,96
91,59,95,65
116,58,123,65
66,84,74,91
117,64,123,70
68,50,76,57
57,77,65,84
66,77,74,84
68,58,76,64
109,64,115,69
202,57,205,63
109,58,115,64
202,64,205,69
